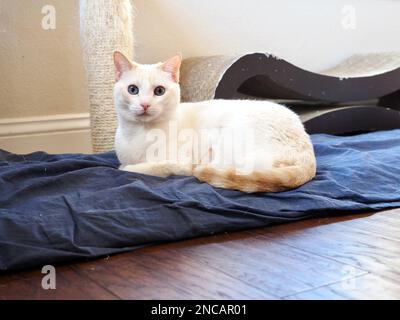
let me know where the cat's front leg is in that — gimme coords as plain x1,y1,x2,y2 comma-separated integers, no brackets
121,162,193,177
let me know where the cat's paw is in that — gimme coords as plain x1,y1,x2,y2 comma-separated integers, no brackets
121,163,152,175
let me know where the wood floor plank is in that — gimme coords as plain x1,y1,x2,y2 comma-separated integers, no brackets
0,266,118,300
72,248,275,299
250,213,400,282
320,209,400,241
132,231,367,298
285,273,400,299
1,209,399,300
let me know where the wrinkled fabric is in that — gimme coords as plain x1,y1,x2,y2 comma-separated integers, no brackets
1,129,400,271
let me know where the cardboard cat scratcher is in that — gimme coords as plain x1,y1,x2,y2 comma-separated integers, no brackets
80,0,400,152
180,52,400,135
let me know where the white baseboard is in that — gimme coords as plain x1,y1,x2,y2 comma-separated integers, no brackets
0,113,93,154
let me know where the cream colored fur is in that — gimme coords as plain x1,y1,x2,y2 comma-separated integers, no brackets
113,52,316,193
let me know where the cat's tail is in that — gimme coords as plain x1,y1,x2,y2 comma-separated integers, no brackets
193,156,317,193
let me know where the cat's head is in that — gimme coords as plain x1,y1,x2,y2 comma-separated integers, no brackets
113,51,181,123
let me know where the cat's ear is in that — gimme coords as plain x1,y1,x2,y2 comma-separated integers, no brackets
113,51,136,81
160,54,182,83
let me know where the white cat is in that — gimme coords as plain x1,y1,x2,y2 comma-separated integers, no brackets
113,51,316,192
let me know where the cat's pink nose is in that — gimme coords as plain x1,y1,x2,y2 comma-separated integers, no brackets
141,104,150,111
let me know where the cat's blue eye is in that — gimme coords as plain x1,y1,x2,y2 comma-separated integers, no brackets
154,86,166,96
127,85,139,95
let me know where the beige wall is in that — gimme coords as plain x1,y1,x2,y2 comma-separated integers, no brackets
134,0,400,72
2,0,400,120
1,0,400,153
0,0,89,119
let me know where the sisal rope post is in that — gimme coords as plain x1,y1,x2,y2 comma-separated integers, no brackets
80,0,135,153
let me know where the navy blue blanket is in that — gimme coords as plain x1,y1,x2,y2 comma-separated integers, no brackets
1,129,400,271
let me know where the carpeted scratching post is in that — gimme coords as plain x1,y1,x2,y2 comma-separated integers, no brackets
80,0,135,153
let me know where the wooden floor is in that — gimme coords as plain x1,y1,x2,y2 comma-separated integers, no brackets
1,208,400,300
